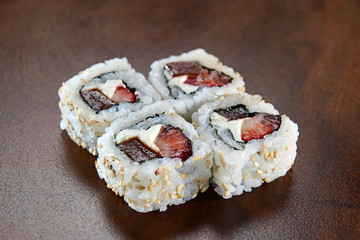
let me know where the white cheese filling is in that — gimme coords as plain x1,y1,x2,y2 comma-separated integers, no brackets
210,112,247,143
82,79,126,99
164,70,199,94
115,124,163,152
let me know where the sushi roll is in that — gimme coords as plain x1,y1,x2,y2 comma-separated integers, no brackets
192,93,299,199
95,101,212,212
149,49,245,120
58,58,161,155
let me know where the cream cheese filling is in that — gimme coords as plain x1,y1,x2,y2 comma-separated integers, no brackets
82,79,126,99
164,70,199,94
210,112,247,143
115,124,163,152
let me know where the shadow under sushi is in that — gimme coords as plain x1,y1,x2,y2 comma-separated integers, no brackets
60,131,104,192
102,169,293,239
61,129,293,239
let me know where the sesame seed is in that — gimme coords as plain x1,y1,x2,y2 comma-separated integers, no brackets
165,167,172,173
273,166,279,172
193,156,202,162
219,151,227,170
222,183,229,191
250,154,256,161
147,185,153,192
180,173,187,178
286,145,291,150
262,143,267,152
131,176,140,182
237,86,245,92
266,170,272,173
206,160,211,169
224,191,230,197
256,169,263,174
178,195,184,198
143,203,150,209
150,179,156,186
192,192,197,198
108,170,115,178
264,178,271,183
282,133,287,137
155,200,160,204
195,134,200,139
254,161,260,168
274,150,278,158
270,151,274,158
175,162,183,169
136,185,145,190
192,122,200,128
163,193,169,201
163,175,169,181
156,181,162,186
159,187,166,194
215,166,220,173
132,171,139,177
126,182,133,189
165,181,172,186
176,185,185,194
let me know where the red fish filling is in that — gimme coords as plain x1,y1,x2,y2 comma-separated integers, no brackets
215,104,281,142
164,61,231,88
81,85,136,111
117,125,192,163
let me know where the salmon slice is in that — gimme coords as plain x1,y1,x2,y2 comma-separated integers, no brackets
111,86,136,104
154,125,192,161
164,61,231,87
241,114,281,142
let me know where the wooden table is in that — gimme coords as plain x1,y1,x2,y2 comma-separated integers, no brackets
1,0,359,239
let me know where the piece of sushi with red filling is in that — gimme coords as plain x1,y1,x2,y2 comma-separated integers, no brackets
95,101,212,212
192,93,299,199
149,49,245,120
58,58,161,155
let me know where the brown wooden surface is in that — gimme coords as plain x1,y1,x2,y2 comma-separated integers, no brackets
1,0,359,239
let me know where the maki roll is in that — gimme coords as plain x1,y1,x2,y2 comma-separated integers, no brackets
95,101,212,212
192,93,299,199
149,49,245,120
58,58,161,155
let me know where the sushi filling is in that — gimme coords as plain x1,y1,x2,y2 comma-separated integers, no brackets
211,104,281,143
116,124,192,163
163,61,232,94
80,77,137,111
